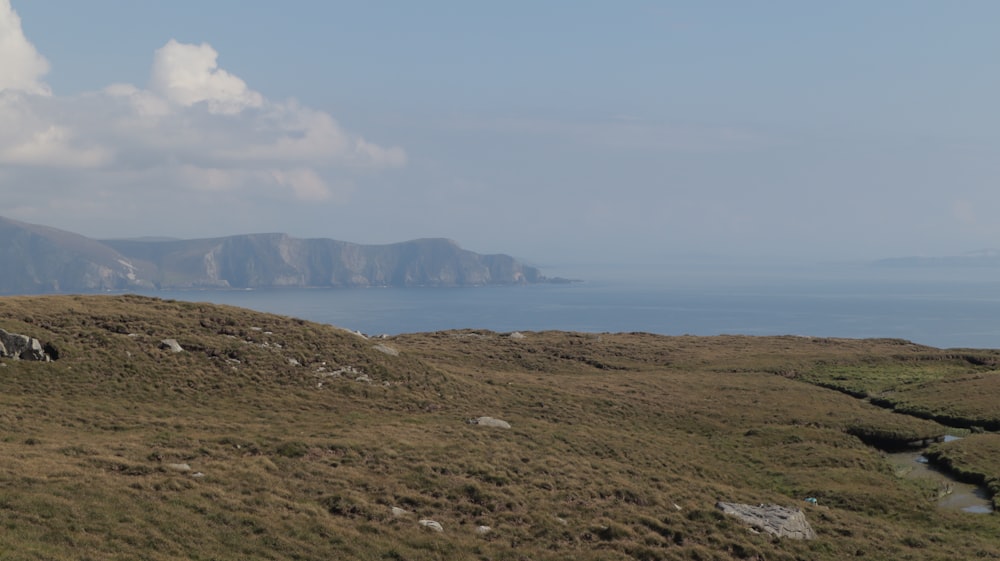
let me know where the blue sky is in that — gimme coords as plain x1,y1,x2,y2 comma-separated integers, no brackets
4,1,1000,266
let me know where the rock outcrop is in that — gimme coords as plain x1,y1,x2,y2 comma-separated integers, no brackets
715,502,816,540
0,329,51,361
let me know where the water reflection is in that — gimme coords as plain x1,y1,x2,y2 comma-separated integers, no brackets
887,449,993,514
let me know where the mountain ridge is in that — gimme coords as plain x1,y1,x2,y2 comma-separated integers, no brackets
0,216,552,294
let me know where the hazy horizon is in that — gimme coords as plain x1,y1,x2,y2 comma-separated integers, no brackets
3,1,1000,265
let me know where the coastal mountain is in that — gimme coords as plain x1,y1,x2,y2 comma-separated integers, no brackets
0,216,547,294
0,216,149,293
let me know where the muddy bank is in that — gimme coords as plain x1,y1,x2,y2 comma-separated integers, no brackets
886,445,993,514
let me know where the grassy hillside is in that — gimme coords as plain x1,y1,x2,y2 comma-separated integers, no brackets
0,295,998,560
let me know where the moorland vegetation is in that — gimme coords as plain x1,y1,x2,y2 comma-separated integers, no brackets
0,294,998,560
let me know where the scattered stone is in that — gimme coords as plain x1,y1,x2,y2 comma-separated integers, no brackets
191,472,205,478
287,358,300,367
373,344,399,356
354,374,372,383
715,502,815,540
509,332,526,339
165,463,192,472
475,525,492,535
324,366,359,378
391,507,409,517
159,339,184,353
0,329,51,361
337,327,368,339
418,519,444,532
467,417,511,429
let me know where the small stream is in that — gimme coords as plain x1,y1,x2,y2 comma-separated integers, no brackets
885,436,993,514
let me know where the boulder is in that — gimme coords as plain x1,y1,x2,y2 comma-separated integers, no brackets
468,416,511,429
418,519,444,532
0,329,50,361
715,502,815,540
159,339,184,353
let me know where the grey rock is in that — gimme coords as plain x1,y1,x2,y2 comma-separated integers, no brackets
468,416,511,429
715,502,815,540
159,339,184,353
0,329,50,361
418,519,444,532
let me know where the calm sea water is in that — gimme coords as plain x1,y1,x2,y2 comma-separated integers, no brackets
143,264,1000,350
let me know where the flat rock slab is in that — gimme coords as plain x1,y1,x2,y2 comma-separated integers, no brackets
468,416,511,429
418,519,444,532
159,339,184,353
716,502,816,540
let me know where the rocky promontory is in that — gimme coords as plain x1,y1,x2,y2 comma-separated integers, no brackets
0,216,552,293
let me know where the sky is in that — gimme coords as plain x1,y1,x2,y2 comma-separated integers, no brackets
3,1,1000,266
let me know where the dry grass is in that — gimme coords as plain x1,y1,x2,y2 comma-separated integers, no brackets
0,295,997,560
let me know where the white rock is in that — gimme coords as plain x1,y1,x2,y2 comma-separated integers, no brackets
509,332,526,339
166,463,191,472
469,417,511,429
475,525,492,535
391,507,409,517
159,339,184,353
419,519,443,532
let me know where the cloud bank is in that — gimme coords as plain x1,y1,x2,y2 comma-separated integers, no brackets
0,0,404,227
0,0,48,95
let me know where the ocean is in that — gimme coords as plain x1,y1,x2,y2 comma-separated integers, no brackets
144,264,1000,350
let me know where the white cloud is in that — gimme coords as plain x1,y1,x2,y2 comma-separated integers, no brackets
0,122,112,168
0,0,49,95
0,1,404,210
269,168,335,202
149,40,263,115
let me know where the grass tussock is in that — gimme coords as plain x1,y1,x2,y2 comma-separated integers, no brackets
0,295,997,559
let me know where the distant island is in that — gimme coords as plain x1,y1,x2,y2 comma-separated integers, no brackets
0,216,567,294
872,249,1000,268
